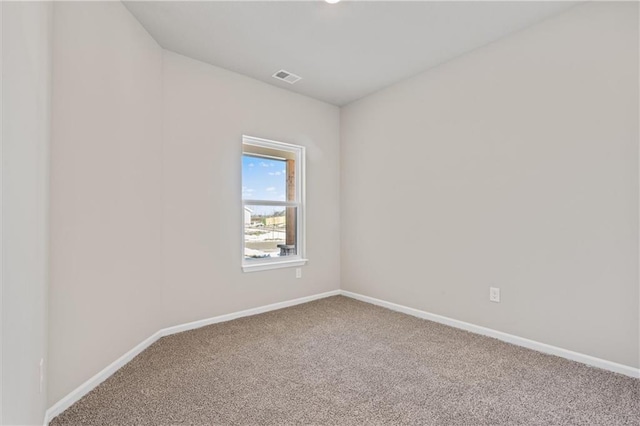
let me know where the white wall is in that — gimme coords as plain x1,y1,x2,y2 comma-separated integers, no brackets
44,0,639,412
341,2,639,368
2,2,52,424
49,2,163,405
160,51,340,329
48,1,341,408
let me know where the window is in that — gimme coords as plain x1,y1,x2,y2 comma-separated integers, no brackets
242,136,306,272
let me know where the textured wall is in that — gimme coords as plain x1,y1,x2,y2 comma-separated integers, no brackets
160,51,341,329
2,1,52,423
341,2,639,368
49,1,164,405
49,1,341,408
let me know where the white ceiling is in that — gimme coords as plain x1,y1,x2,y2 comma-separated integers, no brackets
123,1,576,106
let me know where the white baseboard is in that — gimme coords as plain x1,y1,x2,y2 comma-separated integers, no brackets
44,289,341,425
43,330,163,425
44,287,638,425
340,290,640,379
160,290,340,336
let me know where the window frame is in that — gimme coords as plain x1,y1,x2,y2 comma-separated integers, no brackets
241,135,307,272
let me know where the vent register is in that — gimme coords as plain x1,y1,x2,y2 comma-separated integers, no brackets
272,70,302,84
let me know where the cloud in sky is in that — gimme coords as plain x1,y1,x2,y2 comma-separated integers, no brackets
242,186,255,198
243,155,286,203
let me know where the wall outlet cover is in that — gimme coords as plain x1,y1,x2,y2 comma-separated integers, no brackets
490,287,501,303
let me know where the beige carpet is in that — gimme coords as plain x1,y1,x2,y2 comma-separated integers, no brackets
51,296,639,425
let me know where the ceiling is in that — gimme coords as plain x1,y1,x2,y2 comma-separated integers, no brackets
123,1,577,106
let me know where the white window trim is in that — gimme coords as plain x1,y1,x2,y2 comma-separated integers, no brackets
242,135,307,272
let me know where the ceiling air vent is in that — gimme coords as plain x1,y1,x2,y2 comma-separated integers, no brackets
272,70,302,84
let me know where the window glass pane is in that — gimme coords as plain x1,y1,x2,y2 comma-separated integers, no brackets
242,154,288,202
244,205,297,260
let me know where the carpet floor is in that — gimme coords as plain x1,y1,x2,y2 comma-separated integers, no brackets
51,295,639,425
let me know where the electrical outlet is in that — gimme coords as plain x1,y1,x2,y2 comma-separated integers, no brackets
39,358,44,393
489,287,500,303
296,268,302,279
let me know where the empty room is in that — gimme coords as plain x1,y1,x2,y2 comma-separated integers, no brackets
2,0,639,424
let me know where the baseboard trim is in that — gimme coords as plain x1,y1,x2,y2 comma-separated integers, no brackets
43,329,163,425
44,289,341,425
44,287,638,424
160,290,340,336
340,290,640,379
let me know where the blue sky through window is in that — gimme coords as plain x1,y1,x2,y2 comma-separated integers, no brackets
242,155,287,205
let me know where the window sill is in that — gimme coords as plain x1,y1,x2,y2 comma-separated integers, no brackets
242,258,308,273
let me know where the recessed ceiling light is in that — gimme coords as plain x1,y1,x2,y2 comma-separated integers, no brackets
325,0,341,4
